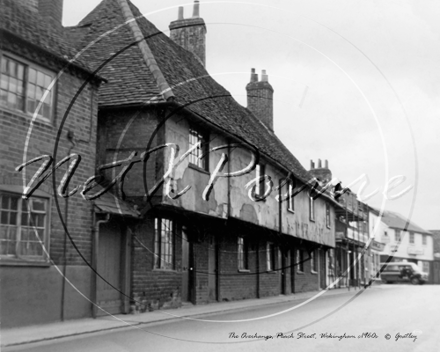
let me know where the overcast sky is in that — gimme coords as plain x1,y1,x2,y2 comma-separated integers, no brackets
63,0,440,230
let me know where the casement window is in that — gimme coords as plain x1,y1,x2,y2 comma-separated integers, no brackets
395,230,401,242
287,180,295,212
325,203,330,228
309,195,315,221
0,193,49,261
296,249,304,272
154,218,175,270
266,242,276,271
0,54,55,122
409,232,414,244
310,250,317,273
238,237,249,271
422,234,427,245
188,126,208,171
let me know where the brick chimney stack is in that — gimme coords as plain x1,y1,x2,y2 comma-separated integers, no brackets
246,69,274,130
309,159,332,184
38,0,64,30
169,1,207,66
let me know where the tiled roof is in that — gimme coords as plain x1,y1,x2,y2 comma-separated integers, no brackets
93,185,140,217
0,0,96,76
379,210,431,235
69,0,311,183
64,0,164,105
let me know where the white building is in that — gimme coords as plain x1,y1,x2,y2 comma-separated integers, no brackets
369,208,433,275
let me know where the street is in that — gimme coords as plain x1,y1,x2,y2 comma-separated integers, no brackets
5,285,440,352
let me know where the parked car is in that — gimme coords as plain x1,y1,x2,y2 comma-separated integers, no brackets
379,262,428,285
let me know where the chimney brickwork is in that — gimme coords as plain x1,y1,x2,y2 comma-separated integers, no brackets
309,159,332,185
169,1,207,66
246,68,274,130
38,0,64,29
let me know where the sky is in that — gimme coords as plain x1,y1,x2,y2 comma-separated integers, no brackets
62,0,440,230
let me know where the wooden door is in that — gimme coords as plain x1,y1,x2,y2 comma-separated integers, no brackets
97,222,123,315
181,228,194,303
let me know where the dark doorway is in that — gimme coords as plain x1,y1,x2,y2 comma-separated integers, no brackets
320,249,327,289
182,227,195,303
281,249,287,294
290,247,296,293
208,235,219,302
96,222,124,316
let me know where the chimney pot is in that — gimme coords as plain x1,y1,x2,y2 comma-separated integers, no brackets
261,69,268,82
193,0,200,17
310,160,315,169
318,159,322,168
325,160,329,168
250,68,258,83
169,0,206,66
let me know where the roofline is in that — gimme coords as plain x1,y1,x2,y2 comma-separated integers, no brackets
117,0,174,101
1,29,107,84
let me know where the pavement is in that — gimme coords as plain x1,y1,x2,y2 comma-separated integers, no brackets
1,284,375,348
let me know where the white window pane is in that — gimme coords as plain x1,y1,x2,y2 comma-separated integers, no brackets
37,71,45,86
29,68,36,84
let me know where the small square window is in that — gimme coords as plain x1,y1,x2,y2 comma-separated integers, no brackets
188,126,208,171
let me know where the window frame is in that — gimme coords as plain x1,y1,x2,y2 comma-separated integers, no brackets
409,232,415,244
0,191,50,264
266,242,276,272
153,218,176,270
296,249,304,273
309,195,315,221
422,234,427,245
238,236,249,271
310,250,317,273
188,125,209,172
287,179,295,213
0,51,56,124
325,202,331,228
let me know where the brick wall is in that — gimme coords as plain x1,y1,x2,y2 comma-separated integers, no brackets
131,217,182,311
98,108,163,205
218,233,259,302
0,67,98,266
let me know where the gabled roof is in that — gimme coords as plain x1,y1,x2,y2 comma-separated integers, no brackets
0,0,97,76
376,209,431,235
68,0,311,183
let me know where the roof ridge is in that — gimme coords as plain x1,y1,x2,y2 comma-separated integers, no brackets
117,0,174,102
